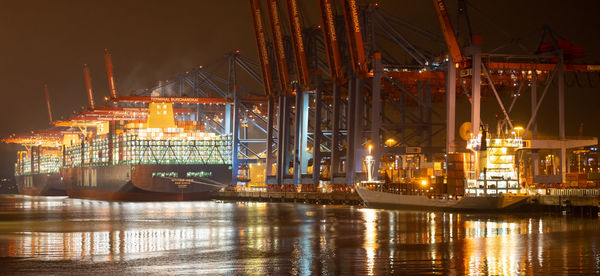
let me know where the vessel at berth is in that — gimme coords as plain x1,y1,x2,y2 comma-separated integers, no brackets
14,146,65,196
355,187,529,211
4,85,67,196
356,130,530,211
61,102,232,201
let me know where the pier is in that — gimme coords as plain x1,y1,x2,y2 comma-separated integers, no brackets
217,188,600,215
2,0,600,213
531,189,600,215
217,190,362,205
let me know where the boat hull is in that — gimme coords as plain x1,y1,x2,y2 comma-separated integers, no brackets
15,173,65,196
61,164,232,201
356,187,529,211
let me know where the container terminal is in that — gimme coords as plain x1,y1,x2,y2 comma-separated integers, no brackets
3,0,600,214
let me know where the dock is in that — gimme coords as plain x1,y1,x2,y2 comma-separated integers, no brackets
217,188,600,216
217,190,362,205
530,189,600,214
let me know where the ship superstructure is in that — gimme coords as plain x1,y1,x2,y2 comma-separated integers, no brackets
465,130,525,196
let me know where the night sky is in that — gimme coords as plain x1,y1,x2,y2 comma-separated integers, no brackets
1,0,599,177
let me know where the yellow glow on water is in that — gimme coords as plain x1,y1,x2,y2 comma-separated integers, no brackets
2,196,600,274
427,212,435,244
359,208,378,276
462,219,527,275
6,227,224,262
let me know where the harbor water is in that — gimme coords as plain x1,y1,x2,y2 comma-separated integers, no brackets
0,195,599,275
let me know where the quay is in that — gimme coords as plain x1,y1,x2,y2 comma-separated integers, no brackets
217,190,362,205
3,0,600,217
531,189,600,214
218,188,600,215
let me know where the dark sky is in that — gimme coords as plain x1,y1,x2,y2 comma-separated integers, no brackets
0,0,599,177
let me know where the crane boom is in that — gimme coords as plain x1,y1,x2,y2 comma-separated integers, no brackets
104,48,118,99
249,0,275,97
43,84,53,124
319,0,344,82
486,62,600,72
266,0,291,94
83,64,95,110
113,95,230,104
432,0,463,64
342,0,367,76
286,0,311,90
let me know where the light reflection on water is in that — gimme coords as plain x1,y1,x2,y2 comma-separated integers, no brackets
0,195,599,275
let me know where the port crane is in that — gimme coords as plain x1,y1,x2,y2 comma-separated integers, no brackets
433,0,600,186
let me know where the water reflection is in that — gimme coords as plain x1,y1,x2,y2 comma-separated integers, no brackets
360,208,378,275
0,195,599,274
3,228,223,262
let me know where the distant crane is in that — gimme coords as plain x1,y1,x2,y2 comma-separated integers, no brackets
432,0,463,64
43,84,53,124
341,0,367,77
104,48,118,100
82,64,95,110
319,0,344,82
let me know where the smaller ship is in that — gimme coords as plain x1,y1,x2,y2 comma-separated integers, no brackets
356,128,530,211
6,133,66,196
4,85,66,197
355,187,529,211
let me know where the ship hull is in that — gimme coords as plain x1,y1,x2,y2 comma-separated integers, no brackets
61,164,232,201
356,187,529,212
15,173,65,196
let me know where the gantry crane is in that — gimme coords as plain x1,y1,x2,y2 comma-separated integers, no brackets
43,84,53,124
104,48,118,100
341,0,367,77
249,0,277,180
432,0,463,65
286,0,311,91
319,0,344,82
433,0,600,185
83,64,95,110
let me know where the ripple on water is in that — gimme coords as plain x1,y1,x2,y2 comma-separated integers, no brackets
0,195,599,275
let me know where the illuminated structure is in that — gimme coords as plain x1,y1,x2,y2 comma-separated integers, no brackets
466,131,524,196
6,132,65,196
7,49,240,201
4,48,244,200
247,0,600,194
4,84,66,196
61,102,233,201
5,0,600,200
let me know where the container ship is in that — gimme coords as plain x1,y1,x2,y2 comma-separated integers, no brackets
14,146,64,196
4,84,67,196
4,50,234,201
5,132,66,196
355,128,530,211
60,102,232,201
